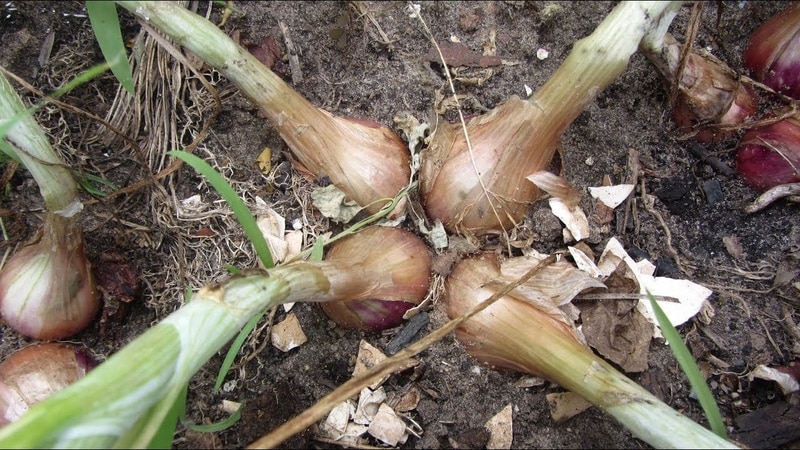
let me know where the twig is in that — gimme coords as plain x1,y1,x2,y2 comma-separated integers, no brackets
279,21,304,85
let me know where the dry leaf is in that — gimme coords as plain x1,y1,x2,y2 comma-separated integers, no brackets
580,298,653,372
270,313,307,352
485,404,513,449
546,392,593,423
367,403,408,446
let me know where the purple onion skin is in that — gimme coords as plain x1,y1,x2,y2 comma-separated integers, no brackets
341,300,416,332
736,114,800,191
744,3,800,100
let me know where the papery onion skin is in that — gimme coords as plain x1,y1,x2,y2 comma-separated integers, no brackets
319,227,432,331
646,34,759,143
0,343,97,427
744,2,800,100
736,112,800,192
0,215,99,340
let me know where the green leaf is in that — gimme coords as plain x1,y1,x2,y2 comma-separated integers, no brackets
167,150,274,268
647,291,728,439
213,311,266,393
86,1,135,94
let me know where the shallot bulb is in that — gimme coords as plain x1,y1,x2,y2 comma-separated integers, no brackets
0,343,97,427
319,227,431,331
736,111,800,192
0,214,99,340
645,33,758,143
744,2,800,100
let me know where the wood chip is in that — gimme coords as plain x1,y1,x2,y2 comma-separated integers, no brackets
546,392,593,423
271,313,307,352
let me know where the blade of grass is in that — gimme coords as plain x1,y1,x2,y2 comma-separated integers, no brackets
168,150,274,268
86,1,135,94
213,310,266,393
647,290,728,438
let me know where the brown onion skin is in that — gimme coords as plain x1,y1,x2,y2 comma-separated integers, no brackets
319,227,432,332
736,112,800,191
0,343,97,427
654,34,759,143
744,2,800,100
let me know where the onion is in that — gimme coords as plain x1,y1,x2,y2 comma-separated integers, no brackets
445,253,736,449
744,2,800,100
420,2,680,236
0,71,100,340
0,215,99,340
319,227,431,331
645,34,758,143
736,111,800,192
116,1,410,218
0,343,97,427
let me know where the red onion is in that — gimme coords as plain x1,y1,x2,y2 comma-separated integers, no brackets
0,343,97,427
319,227,431,331
744,2,800,100
736,111,800,192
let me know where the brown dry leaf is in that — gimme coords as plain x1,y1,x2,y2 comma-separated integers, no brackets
722,235,745,260
773,250,800,289
352,340,418,390
580,298,653,372
545,391,593,423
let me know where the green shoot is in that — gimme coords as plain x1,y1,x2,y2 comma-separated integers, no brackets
86,1,135,94
213,310,265,393
167,150,274,268
647,291,728,439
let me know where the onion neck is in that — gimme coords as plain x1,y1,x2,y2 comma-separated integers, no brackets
531,1,681,132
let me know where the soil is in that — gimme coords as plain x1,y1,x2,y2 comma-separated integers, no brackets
1,1,799,449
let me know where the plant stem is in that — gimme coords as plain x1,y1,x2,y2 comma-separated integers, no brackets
0,71,80,217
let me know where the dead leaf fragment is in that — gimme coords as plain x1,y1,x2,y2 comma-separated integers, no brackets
310,184,362,223
546,392,592,423
270,313,307,352
580,298,653,372
485,404,513,449
722,235,745,260
367,403,408,446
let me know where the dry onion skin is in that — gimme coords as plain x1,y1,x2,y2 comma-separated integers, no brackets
0,343,97,427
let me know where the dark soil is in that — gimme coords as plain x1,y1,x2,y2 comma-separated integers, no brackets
1,1,798,449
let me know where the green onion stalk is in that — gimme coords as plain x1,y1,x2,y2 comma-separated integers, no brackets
115,0,410,218
420,1,681,237
446,254,738,449
0,71,99,340
0,226,430,448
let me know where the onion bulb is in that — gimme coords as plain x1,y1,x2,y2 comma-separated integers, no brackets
744,2,800,100
0,343,97,427
0,214,99,340
319,227,431,331
736,111,800,192
115,1,410,218
420,2,679,236
445,253,737,449
644,33,758,143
